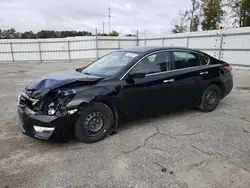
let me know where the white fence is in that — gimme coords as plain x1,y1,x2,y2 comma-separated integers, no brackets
140,27,250,67
0,36,138,62
1,27,250,67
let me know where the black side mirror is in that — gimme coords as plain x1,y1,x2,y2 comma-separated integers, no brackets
128,72,146,79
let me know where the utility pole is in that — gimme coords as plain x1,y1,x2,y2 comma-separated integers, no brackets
103,22,105,34
109,6,111,33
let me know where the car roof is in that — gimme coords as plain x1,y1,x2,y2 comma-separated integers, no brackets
118,46,200,54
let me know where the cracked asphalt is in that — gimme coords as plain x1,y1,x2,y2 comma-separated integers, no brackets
0,62,250,188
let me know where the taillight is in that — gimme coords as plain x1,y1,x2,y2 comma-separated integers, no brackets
224,66,232,72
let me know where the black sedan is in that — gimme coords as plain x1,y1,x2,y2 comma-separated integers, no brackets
17,47,233,143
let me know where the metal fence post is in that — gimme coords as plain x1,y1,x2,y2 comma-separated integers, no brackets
144,38,147,46
162,37,165,46
10,42,14,62
136,30,139,46
118,38,121,49
186,35,190,48
218,32,224,60
68,41,71,61
38,41,42,62
95,29,99,59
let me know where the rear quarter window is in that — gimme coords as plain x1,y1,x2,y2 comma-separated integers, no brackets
200,55,210,65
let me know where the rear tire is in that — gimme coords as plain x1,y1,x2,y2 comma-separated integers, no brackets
74,102,114,143
199,84,221,112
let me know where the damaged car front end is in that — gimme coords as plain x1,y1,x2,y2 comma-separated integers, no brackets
17,69,103,141
17,48,233,143
18,89,78,140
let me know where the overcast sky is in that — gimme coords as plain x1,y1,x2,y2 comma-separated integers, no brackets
0,0,192,36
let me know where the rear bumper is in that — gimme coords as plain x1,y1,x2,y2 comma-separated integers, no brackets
18,106,77,141
222,74,233,98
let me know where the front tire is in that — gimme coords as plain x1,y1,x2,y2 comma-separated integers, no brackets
199,84,221,112
74,102,114,143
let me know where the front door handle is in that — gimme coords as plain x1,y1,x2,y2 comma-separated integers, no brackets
163,79,174,83
200,71,208,75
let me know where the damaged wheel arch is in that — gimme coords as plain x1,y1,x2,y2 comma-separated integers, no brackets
73,98,119,132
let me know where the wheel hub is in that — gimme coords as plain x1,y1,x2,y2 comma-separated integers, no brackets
206,91,216,105
88,117,103,132
84,112,104,134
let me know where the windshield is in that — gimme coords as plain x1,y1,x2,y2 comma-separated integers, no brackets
82,51,139,77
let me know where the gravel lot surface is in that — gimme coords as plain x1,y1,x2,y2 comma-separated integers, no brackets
0,62,250,188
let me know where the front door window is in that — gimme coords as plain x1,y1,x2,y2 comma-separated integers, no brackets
131,51,171,75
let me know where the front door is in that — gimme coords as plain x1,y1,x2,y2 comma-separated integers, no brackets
121,51,174,117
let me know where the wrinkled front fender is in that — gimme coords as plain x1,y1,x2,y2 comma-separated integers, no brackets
65,86,120,110
65,85,122,132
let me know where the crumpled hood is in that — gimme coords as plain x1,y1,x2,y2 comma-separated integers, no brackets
26,69,103,91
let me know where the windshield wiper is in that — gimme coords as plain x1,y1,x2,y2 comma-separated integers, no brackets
82,72,91,75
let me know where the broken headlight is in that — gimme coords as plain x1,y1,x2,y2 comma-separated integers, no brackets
42,89,76,116
47,102,56,115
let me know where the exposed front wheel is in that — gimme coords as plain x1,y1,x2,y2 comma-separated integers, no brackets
199,84,221,112
74,102,114,143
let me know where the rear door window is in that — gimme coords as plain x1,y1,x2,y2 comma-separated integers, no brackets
173,51,200,70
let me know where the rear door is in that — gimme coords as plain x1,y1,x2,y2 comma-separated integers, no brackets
168,50,207,108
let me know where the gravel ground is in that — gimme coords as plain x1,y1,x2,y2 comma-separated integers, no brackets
0,62,250,188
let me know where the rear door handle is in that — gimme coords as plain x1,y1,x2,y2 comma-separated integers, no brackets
163,79,174,83
200,71,208,75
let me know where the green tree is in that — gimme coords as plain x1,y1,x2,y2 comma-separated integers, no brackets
0,29,3,39
229,0,244,27
191,15,200,31
98,33,108,36
172,10,189,33
108,31,119,36
21,31,37,39
201,0,224,30
241,0,250,26
59,30,92,38
1,28,20,39
227,0,250,27
189,0,200,31
0,29,93,39
126,34,137,36
227,0,248,27
172,25,187,33
37,30,57,38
